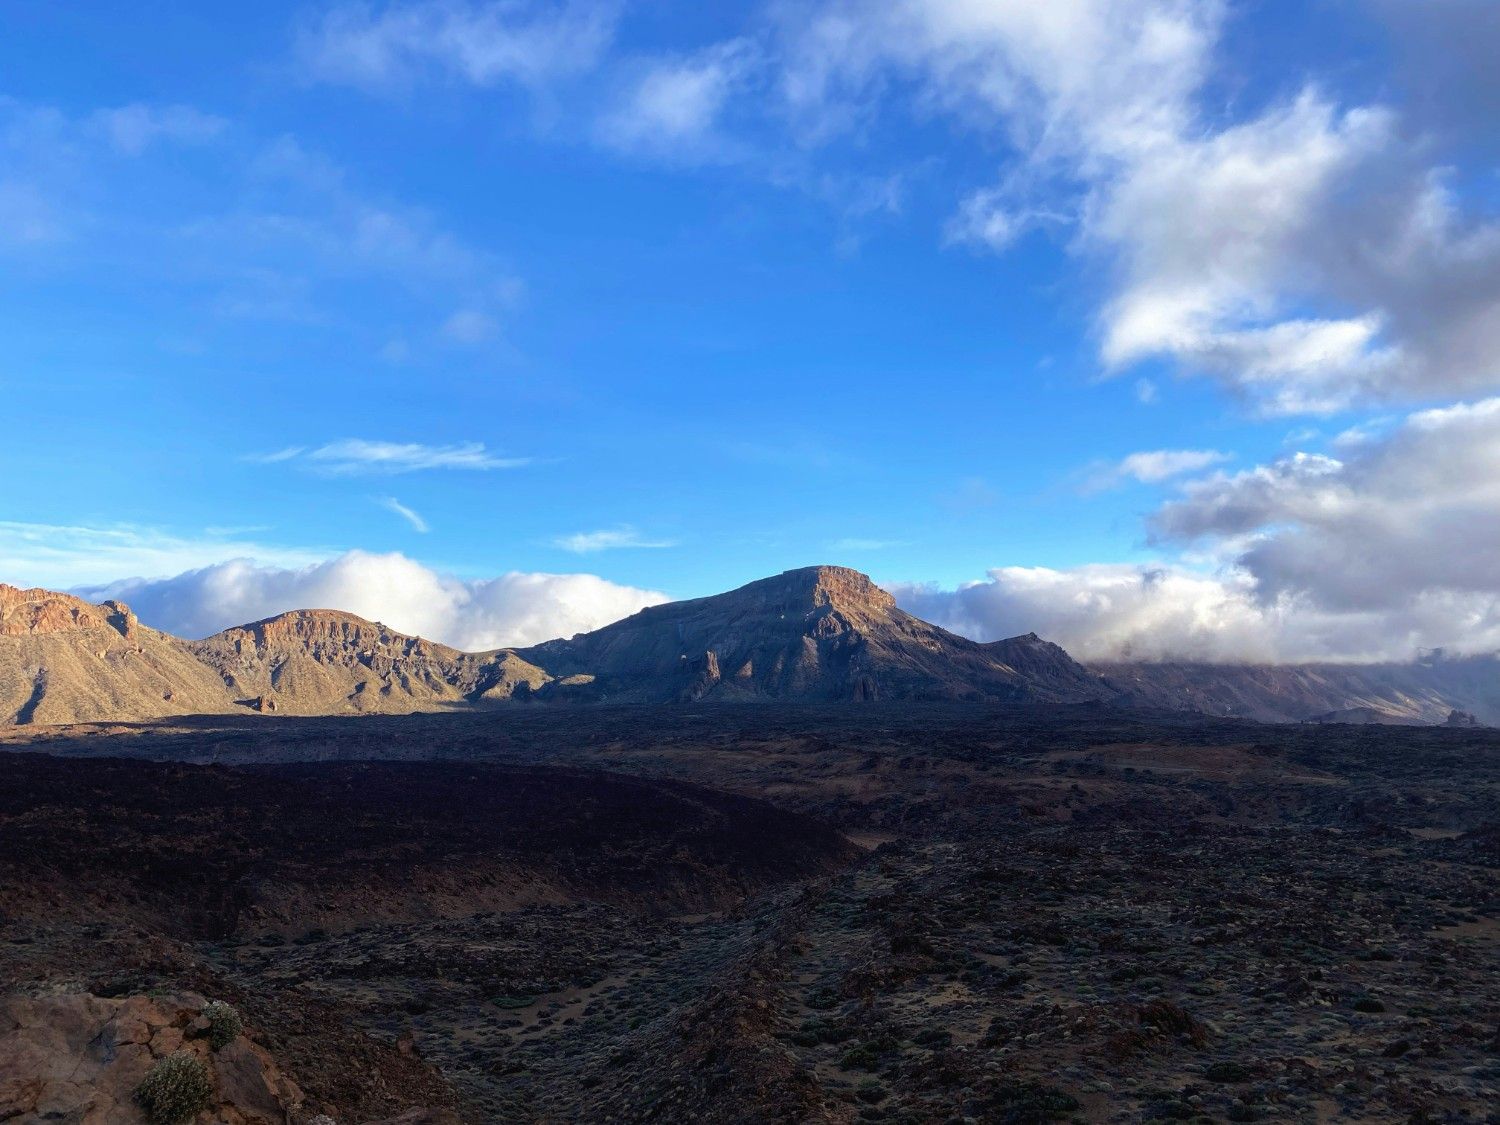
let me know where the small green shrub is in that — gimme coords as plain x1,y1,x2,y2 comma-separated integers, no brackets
202,1000,243,1051
134,1052,213,1125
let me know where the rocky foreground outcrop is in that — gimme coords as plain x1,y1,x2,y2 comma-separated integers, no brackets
0,991,301,1124
0,990,463,1124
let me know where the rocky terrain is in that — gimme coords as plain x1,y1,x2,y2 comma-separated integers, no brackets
1095,657,1500,727
8,569,1500,727
2,704,1496,1122
0,585,239,725
0,569,1119,725
511,566,1115,704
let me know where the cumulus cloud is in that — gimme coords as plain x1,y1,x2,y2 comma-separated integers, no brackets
78,550,667,649
298,0,617,91
777,0,1500,413
1083,449,1230,492
901,396,1500,663
1151,397,1500,615
552,526,675,553
894,565,1288,663
248,439,529,474
890,562,1486,665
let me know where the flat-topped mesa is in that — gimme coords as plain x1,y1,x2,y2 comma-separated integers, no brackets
758,565,898,614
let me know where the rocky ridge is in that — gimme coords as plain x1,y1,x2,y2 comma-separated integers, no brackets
4,570,1499,726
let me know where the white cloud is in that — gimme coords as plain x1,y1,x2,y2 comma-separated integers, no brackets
378,496,430,532
1150,397,1500,616
895,395,1500,663
298,0,617,92
552,526,676,553
248,439,529,474
0,521,327,591
1083,448,1231,492
0,102,525,349
78,550,666,649
894,564,1286,663
0,181,57,246
440,307,501,344
600,40,759,158
778,0,1500,413
90,103,226,155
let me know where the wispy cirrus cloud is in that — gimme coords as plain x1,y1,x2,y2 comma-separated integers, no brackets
0,99,526,354
296,0,619,93
552,526,676,553
1082,449,1231,493
0,520,328,590
378,496,430,532
91,103,226,155
598,39,761,161
247,439,529,474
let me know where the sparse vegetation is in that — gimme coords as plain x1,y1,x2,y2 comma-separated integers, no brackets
133,1052,213,1125
202,999,242,1051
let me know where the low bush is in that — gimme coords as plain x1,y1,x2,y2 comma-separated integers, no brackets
202,1000,242,1051
134,1052,213,1125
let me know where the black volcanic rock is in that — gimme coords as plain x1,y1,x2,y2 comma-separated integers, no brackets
514,566,1117,704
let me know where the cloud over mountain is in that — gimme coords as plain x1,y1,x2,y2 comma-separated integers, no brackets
79,551,667,649
900,395,1500,663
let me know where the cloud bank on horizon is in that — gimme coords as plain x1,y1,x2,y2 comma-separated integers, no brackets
77,552,667,651
6,0,1500,664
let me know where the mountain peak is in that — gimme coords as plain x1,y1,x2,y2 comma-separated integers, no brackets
747,566,897,614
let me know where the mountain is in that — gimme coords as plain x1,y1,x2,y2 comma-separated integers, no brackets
4,567,1498,726
0,567,1114,724
1093,656,1500,726
187,609,512,715
514,566,1115,703
0,584,236,725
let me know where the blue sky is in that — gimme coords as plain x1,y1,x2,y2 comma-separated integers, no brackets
5,1,1500,661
